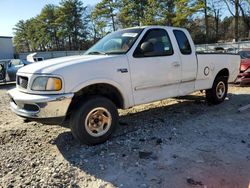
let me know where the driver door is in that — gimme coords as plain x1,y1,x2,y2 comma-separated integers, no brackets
127,28,182,105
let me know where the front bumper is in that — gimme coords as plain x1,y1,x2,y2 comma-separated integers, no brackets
8,88,74,121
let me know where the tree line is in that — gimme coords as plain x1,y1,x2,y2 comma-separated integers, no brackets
13,0,250,53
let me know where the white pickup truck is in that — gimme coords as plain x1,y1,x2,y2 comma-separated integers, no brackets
8,26,240,145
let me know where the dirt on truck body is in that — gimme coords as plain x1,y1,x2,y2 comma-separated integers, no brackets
1,83,250,188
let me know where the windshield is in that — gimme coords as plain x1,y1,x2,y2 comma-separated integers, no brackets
239,51,250,59
85,28,143,55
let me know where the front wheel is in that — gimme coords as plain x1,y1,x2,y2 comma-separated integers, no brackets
70,96,118,145
206,76,228,104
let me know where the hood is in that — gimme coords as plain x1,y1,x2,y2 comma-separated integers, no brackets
18,55,117,75
240,59,250,71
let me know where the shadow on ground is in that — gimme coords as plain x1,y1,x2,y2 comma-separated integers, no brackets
55,93,250,188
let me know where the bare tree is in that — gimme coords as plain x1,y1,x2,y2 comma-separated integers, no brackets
204,0,209,42
209,0,224,40
224,0,240,41
238,0,250,37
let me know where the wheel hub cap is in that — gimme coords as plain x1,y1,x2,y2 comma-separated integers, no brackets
216,81,226,99
85,107,112,137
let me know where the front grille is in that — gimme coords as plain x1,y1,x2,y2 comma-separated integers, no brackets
17,76,28,89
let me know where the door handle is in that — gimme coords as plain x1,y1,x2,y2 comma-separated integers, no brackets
172,62,180,67
117,68,128,73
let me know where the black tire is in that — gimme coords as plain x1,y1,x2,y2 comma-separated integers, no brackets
70,96,118,145
206,76,228,104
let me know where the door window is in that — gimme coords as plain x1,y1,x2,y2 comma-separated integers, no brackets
133,29,173,58
173,30,192,55
9,59,22,67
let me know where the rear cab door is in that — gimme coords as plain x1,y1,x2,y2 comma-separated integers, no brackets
172,29,198,95
127,26,182,105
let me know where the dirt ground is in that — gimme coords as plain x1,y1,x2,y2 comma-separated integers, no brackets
0,83,250,188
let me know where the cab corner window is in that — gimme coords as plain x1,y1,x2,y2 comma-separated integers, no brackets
173,30,192,55
133,29,173,58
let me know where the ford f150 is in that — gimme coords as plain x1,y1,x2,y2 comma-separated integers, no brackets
8,26,240,145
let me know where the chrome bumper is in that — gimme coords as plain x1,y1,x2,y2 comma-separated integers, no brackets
8,88,74,119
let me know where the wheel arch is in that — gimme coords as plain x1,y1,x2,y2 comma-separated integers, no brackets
215,68,229,80
66,82,125,119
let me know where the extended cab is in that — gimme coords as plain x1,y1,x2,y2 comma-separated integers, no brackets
8,26,240,145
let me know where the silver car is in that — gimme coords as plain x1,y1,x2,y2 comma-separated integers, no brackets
0,59,31,83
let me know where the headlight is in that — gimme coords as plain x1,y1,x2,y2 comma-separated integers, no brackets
31,77,62,91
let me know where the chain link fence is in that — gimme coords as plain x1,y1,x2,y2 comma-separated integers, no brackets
195,41,250,53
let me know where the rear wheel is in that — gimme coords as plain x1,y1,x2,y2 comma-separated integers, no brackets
206,76,228,104
70,96,118,145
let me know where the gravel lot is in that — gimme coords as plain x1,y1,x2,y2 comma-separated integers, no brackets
0,83,250,188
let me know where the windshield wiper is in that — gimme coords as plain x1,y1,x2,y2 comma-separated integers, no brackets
106,51,126,55
87,51,107,55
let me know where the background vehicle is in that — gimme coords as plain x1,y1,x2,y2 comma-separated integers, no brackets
0,59,31,83
8,26,240,145
26,53,44,62
226,47,239,54
235,50,250,86
214,47,225,53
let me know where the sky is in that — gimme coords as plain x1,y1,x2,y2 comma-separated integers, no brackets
0,0,101,37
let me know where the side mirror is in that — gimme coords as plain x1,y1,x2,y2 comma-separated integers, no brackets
140,41,154,54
